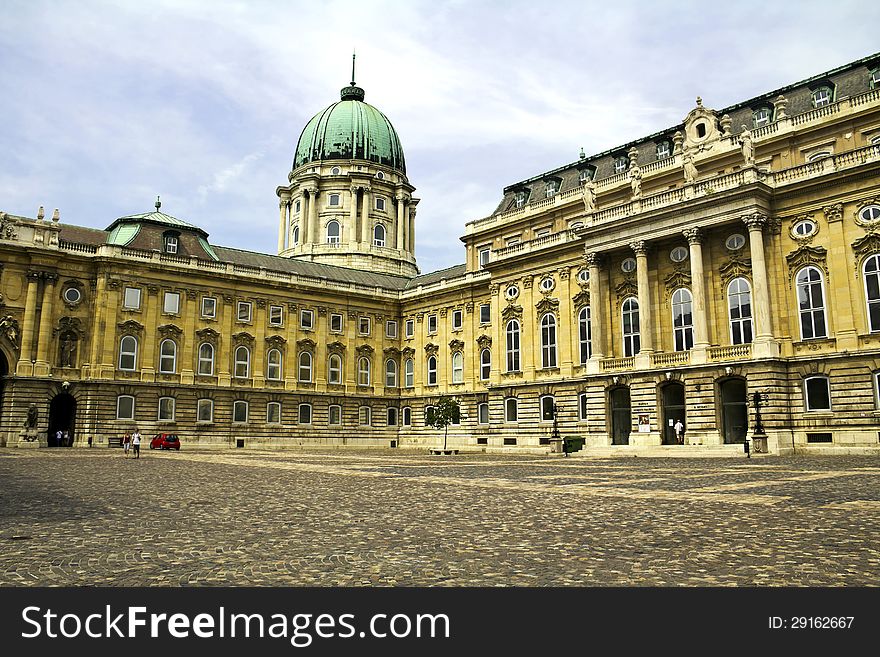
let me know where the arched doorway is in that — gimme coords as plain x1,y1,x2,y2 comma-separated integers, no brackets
609,387,631,446
661,382,686,445
720,378,748,444
48,393,76,447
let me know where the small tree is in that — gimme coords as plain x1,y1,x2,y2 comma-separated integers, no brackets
428,396,461,451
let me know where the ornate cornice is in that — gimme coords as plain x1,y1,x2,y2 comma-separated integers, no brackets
232,331,255,346
501,304,523,323
615,278,638,301
572,290,591,309
266,334,287,349
195,327,220,343
355,344,374,356
718,255,752,288
118,319,144,334
383,346,401,357
54,316,84,338
401,347,416,359
535,297,559,319
663,269,692,299
448,339,465,351
852,233,880,264
157,323,183,339
424,343,439,356
786,245,828,282
476,334,492,349
297,337,316,351
327,340,346,354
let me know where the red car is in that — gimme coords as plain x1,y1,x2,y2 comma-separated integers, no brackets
150,434,181,450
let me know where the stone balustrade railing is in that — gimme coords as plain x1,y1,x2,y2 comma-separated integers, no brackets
600,357,635,372
651,351,690,367
709,344,752,361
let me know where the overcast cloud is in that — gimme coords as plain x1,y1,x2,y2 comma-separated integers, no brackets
1,0,878,273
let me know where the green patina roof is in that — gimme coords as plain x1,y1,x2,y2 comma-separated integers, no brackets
105,210,209,239
293,85,406,173
106,222,140,246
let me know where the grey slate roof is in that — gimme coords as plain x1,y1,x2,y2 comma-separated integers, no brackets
404,263,467,290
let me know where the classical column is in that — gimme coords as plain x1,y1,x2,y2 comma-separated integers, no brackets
630,240,654,358
87,274,107,375
300,192,310,246
360,187,371,244
585,252,604,373
409,206,417,254
396,194,407,250
307,187,320,245
683,228,710,362
349,186,359,245
16,271,42,375
33,272,58,376
277,195,289,253
99,281,120,376
743,213,779,357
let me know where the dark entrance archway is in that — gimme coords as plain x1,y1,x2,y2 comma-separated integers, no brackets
721,378,748,444
48,393,76,447
609,387,631,445
661,382,686,445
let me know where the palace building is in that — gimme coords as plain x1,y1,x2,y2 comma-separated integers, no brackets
2,53,880,454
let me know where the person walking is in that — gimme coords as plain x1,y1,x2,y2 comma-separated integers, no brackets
122,432,131,457
62,429,70,447
131,429,141,459
674,419,685,445
55,429,63,448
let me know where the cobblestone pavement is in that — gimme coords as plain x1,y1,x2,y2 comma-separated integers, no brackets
1,448,879,586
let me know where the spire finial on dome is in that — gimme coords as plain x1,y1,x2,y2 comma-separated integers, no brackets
155,195,161,211
340,52,365,102
351,50,356,86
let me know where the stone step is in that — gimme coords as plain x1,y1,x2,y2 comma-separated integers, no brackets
571,444,752,458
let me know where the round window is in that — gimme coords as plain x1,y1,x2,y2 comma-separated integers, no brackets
860,205,880,223
63,287,81,304
376,171,385,180
330,166,341,175
539,277,554,292
621,258,636,273
505,285,520,300
792,219,816,237
725,234,746,251
670,246,689,263
577,269,590,284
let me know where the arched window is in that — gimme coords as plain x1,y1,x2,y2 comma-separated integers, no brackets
506,320,521,372
452,352,463,384
119,335,138,371
327,220,340,244
578,306,592,364
796,266,827,339
267,348,282,380
328,354,342,384
357,357,371,386
385,359,398,388
404,358,414,388
291,225,299,245
864,254,880,332
159,339,177,373
540,313,557,368
427,355,438,385
480,348,491,381
728,278,753,345
622,297,640,357
671,289,694,351
298,352,312,382
373,224,386,247
234,345,250,378
197,343,214,376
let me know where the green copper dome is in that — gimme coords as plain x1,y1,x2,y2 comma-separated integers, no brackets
293,84,406,174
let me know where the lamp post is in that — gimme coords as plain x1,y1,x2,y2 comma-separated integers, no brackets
749,390,769,455
552,402,565,456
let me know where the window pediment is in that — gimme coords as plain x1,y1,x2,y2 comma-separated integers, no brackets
266,335,287,349
117,319,144,334
476,334,492,349
195,327,220,343
157,323,183,339
786,245,828,283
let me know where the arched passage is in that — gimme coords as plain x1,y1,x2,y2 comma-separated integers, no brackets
48,393,76,447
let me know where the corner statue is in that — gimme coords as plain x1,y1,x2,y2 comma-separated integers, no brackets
25,403,38,429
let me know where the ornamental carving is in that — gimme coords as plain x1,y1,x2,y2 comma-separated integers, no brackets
449,339,465,351
157,323,183,338
742,213,768,230
663,269,692,300
58,330,78,368
465,302,474,313
521,276,533,289
488,284,500,295
256,298,267,309
327,341,346,354
718,255,752,288
266,335,287,349
438,308,448,318
317,306,328,316
232,331,255,346
147,285,160,296
117,319,144,335
583,251,602,268
60,279,85,309
296,337,316,351
355,344,374,356
572,290,590,309
54,316,85,339
0,314,20,350
535,297,559,319
476,334,492,349
615,278,638,301
558,268,571,280
629,240,648,256
383,346,401,356
287,302,299,313
186,288,199,301
682,228,702,245
195,327,220,344
347,310,359,320
786,245,828,283
415,312,424,323
824,203,844,224
401,347,416,358
0,213,19,239
851,233,880,265
424,343,439,356
500,304,523,323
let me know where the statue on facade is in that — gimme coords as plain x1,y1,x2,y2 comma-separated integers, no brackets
682,148,698,184
60,333,77,368
629,163,642,199
581,178,596,213
25,404,38,429
739,126,755,166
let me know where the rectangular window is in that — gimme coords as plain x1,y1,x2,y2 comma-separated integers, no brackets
116,395,135,420
805,376,831,411
328,404,342,426
375,198,386,211
405,319,415,338
330,313,343,333
386,320,398,338
359,406,372,426
579,393,588,421
452,310,463,330
541,396,555,422
158,397,175,421
300,309,314,330
427,314,437,334
387,407,398,427
163,292,180,314
505,398,518,423
197,399,213,423
402,407,412,427
267,402,282,424
806,432,833,443
298,403,311,425
479,248,490,268
269,305,284,326
237,301,252,323
328,193,340,206
201,297,216,319
359,317,371,335
479,303,491,324
123,287,141,310
478,402,489,425
233,401,248,423
164,235,178,254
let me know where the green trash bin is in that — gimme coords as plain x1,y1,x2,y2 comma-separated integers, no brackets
563,436,585,454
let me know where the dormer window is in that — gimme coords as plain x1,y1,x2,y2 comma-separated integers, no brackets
655,141,671,159
753,106,773,128
163,232,179,255
811,85,833,108
514,190,529,208
872,68,880,89
544,180,559,198
614,156,629,173
578,166,596,182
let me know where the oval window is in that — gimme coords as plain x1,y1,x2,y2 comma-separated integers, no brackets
376,171,385,180
860,205,880,223
539,277,554,292
577,269,590,284
505,285,520,300
726,234,746,251
670,246,688,263
621,258,636,273
792,219,816,237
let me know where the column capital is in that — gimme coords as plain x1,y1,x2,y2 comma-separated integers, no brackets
26,270,43,281
395,193,409,202
42,272,59,283
584,251,603,267
629,240,649,256
306,186,319,196
350,185,360,194
682,227,703,245
742,213,768,230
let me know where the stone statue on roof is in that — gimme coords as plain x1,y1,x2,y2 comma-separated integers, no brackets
581,177,596,213
739,126,755,166
629,163,642,199
682,148,698,184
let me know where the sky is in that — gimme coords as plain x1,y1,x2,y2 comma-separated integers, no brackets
1,0,879,274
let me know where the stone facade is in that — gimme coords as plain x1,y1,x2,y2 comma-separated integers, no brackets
2,53,880,454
